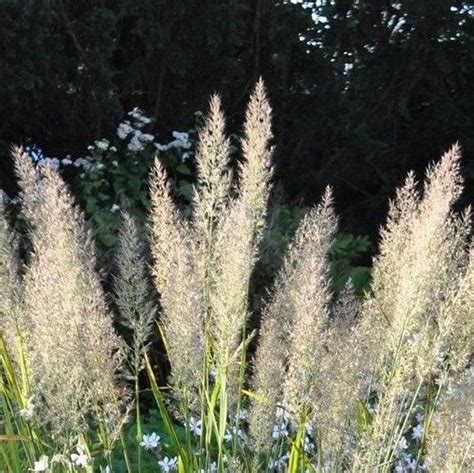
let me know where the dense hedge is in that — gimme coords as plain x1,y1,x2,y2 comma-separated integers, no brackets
1,0,472,235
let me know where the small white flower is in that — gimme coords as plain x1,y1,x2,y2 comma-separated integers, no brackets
415,412,424,424
155,142,170,152
117,121,134,139
158,456,178,472
95,139,110,150
70,446,88,468
235,408,248,421
237,428,247,442
200,461,217,473
32,455,49,472
62,158,73,165
394,463,404,473
367,403,377,416
110,204,121,212
73,157,93,172
268,453,289,469
223,427,247,443
275,405,291,421
406,457,418,470
411,424,423,440
223,430,233,443
272,422,288,439
128,134,145,152
128,107,152,125
304,436,315,452
396,436,408,453
140,432,160,450
172,131,189,141
188,416,202,436
208,365,217,380
169,131,191,149
20,395,35,420
139,133,154,142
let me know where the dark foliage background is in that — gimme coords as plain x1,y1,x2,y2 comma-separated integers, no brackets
1,0,473,236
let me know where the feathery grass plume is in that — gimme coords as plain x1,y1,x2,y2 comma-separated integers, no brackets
192,94,232,242
14,147,126,443
248,188,337,454
306,279,386,471
425,368,473,472
12,146,44,233
114,212,156,376
191,95,231,375
114,211,157,470
354,144,472,470
238,78,273,232
150,157,204,401
283,188,337,414
306,281,370,469
433,243,473,374
208,79,273,384
0,192,25,365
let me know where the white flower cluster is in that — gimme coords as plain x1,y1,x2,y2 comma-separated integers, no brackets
393,411,426,472
155,131,192,160
139,432,178,472
116,108,192,156
116,108,155,152
25,142,94,173
37,157,61,171
24,107,193,178
268,452,289,470
32,455,49,472
88,138,117,153
32,445,89,472
394,436,425,472
71,157,93,172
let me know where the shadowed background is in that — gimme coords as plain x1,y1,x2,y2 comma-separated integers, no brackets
1,0,472,236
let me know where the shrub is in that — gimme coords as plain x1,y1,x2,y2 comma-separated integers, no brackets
0,83,472,472
22,107,196,257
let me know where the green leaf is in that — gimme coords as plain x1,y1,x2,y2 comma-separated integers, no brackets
177,181,194,201
356,400,372,434
176,163,191,175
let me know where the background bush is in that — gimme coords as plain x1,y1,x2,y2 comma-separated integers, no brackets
1,0,472,238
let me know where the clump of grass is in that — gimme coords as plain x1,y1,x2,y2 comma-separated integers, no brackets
148,80,273,470
0,191,24,367
352,145,472,471
425,367,473,471
1,148,129,471
0,84,472,473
